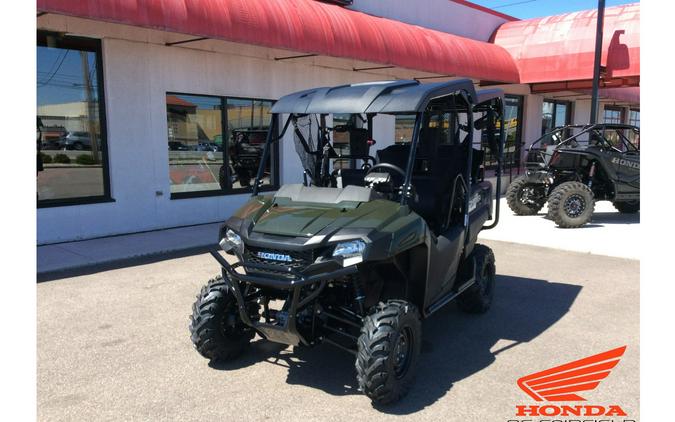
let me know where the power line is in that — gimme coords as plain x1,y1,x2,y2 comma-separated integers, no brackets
38,50,65,83
38,50,69,87
492,0,539,9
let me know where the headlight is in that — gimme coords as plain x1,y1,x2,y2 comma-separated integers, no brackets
220,228,243,254
332,240,366,266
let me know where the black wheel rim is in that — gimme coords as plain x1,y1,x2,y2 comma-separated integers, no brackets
518,186,534,205
219,301,245,338
478,261,495,297
393,327,413,379
518,185,542,208
563,194,586,218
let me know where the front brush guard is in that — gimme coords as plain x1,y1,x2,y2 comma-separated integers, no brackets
210,250,358,346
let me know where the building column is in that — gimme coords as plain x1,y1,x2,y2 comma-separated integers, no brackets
521,94,543,164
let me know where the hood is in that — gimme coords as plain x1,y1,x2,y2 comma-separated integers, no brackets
251,199,403,238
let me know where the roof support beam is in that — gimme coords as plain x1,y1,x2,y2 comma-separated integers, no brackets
165,37,209,46
274,53,317,61
352,65,395,72
413,75,454,81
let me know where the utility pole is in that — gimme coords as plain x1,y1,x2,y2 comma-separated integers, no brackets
81,51,100,163
589,0,606,124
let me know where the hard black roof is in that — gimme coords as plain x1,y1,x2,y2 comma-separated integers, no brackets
270,79,479,114
474,88,504,105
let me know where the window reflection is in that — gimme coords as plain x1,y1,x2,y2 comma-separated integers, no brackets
226,98,273,189
501,95,523,169
166,94,276,196
332,113,353,170
395,115,416,144
628,110,640,127
167,95,223,194
37,33,108,204
603,107,623,124
542,99,571,136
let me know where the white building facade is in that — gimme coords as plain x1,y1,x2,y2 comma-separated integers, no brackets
37,0,639,244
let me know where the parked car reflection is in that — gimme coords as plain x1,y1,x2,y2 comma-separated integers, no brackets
62,131,100,150
168,141,189,151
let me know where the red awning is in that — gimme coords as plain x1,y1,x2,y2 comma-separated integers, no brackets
492,3,639,84
37,0,520,83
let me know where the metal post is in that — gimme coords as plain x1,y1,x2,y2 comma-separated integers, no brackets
589,0,606,124
251,115,293,196
81,51,100,163
484,101,505,230
400,113,422,205
252,115,276,196
462,97,474,237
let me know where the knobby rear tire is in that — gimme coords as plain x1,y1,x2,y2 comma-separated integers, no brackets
457,244,496,314
547,181,595,228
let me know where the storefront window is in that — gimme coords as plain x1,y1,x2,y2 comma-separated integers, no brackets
395,115,416,144
167,94,223,195
332,113,353,170
166,94,276,198
501,95,523,170
603,107,623,124
542,100,571,135
37,32,110,206
627,109,640,145
628,109,640,127
226,98,274,190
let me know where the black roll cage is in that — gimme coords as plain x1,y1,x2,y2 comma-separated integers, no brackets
251,87,505,232
528,124,640,158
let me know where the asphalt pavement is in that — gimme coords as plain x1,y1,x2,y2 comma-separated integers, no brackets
37,239,639,422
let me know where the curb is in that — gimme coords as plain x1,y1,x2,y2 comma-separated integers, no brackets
37,243,217,283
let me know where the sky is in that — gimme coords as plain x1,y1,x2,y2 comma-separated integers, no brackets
37,46,99,106
469,0,638,19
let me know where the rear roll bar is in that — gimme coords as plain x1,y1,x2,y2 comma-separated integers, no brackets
483,105,505,230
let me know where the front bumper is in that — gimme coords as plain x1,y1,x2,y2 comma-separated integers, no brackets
210,250,359,346
210,250,358,289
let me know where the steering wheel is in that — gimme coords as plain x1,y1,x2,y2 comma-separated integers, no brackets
365,163,406,181
365,163,408,196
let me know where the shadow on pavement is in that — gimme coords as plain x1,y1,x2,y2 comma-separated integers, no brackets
37,245,215,283
556,211,639,229
209,275,581,413
525,210,639,229
590,211,639,225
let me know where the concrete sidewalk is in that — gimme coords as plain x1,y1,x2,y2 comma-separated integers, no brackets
37,197,639,278
478,198,640,260
37,223,221,277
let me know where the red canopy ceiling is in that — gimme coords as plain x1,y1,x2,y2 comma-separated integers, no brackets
598,87,640,104
37,0,520,83
492,3,640,84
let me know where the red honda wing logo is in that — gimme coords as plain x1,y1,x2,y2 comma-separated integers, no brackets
517,346,626,402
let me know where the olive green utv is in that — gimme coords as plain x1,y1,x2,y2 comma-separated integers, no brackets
189,80,505,404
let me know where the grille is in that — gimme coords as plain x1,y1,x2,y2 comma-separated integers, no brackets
243,246,315,278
